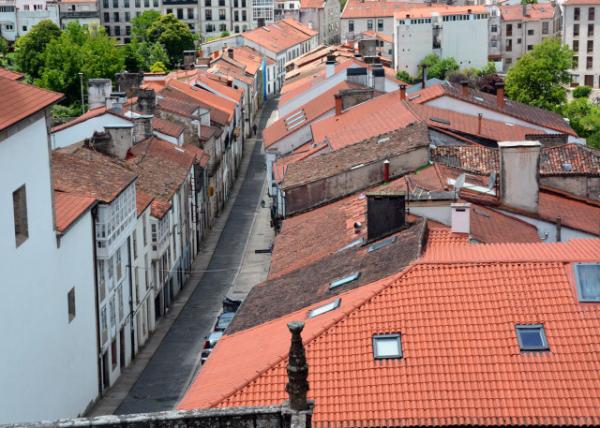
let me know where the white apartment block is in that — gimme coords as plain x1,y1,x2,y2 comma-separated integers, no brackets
394,5,489,76
499,2,560,71
0,80,98,424
563,0,600,88
0,0,59,41
59,0,100,28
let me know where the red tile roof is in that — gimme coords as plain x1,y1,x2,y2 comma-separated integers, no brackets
53,191,96,233
341,0,419,18
540,143,600,176
167,79,235,125
242,19,317,54
0,67,24,80
272,142,329,182
564,0,600,5
152,117,185,138
136,190,154,216
0,78,63,132
500,3,556,21
411,82,576,136
264,80,365,148
310,91,420,151
157,87,205,119
537,189,600,236
180,238,600,427
300,0,324,8
226,46,272,75
194,71,244,103
394,4,487,19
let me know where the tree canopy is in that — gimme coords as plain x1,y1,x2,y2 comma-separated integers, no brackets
418,54,459,80
505,37,572,111
146,13,195,67
131,10,161,42
14,20,61,79
562,98,600,148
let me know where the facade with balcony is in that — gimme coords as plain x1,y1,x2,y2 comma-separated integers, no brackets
59,0,100,28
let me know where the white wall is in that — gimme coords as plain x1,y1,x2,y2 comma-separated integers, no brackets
395,20,434,76
51,113,133,149
0,116,98,424
441,16,489,70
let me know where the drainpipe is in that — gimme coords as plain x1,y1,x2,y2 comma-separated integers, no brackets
91,206,103,398
555,216,562,242
127,235,136,360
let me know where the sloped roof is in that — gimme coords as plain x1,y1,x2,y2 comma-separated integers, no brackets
242,19,317,54
341,0,419,18
0,67,24,80
152,117,185,137
500,3,556,21
0,78,63,132
53,191,96,233
179,238,600,427
394,4,487,19
300,0,325,8
167,79,235,125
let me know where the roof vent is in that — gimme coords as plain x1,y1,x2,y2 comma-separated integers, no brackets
354,221,362,233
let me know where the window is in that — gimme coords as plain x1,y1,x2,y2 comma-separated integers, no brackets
573,55,579,68
219,8,226,19
133,231,138,259
219,23,226,31
12,185,28,247
177,8,183,19
589,7,595,21
113,11,119,21
103,0,108,7
144,253,149,288
349,20,354,32
377,19,383,31
153,0,158,6
219,0,225,5
542,21,549,34
135,0,139,7
337,237,365,252
124,0,129,6
144,0,149,6
205,0,211,5
527,29,534,36
588,40,594,53
330,272,361,289
589,23,594,36
205,9,212,20
126,25,131,35
166,8,172,14
574,23,580,36
98,260,106,298
367,19,373,30
516,325,549,351
111,339,117,369
517,38,521,44
373,334,402,359
22,25,27,32
116,249,122,280
188,8,194,19
506,23,512,36
517,23,522,29
113,0,118,7
242,10,246,20
491,24,497,32
527,44,533,51
587,56,593,69
308,298,341,318
105,26,111,36
574,7,580,20
68,287,76,322
104,11,110,21
506,38,512,52
368,236,397,253
573,40,579,51
574,263,600,301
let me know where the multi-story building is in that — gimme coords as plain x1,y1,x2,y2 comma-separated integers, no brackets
499,2,560,71
341,0,412,42
393,5,489,76
0,73,99,425
297,0,341,45
563,0,600,87
59,0,100,29
0,0,59,41
99,0,160,42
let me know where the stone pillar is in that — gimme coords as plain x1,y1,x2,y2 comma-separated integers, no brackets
286,321,309,411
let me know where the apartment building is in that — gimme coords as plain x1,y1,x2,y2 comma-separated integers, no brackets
0,0,59,41
393,5,489,76
59,0,100,28
563,0,600,87
500,2,560,71
341,0,412,42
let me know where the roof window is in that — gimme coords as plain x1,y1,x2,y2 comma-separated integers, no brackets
368,235,397,252
336,237,365,252
373,333,402,359
330,272,361,289
308,298,341,318
562,162,573,172
516,324,549,352
574,263,600,302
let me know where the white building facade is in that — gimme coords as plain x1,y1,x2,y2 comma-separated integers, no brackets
563,0,600,88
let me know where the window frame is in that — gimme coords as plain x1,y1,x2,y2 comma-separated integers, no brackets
372,333,403,359
329,272,361,289
574,263,600,302
307,298,341,318
515,324,549,352
12,184,28,247
68,287,76,322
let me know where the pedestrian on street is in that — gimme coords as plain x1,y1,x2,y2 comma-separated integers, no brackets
253,123,258,136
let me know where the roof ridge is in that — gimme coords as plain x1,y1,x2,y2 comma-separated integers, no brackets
210,266,417,407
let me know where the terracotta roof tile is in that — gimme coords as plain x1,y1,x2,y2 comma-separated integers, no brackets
565,0,600,4
180,238,600,426
52,146,137,203
242,19,317,54
300,0,324,8
53,191,96,233
394,4,487,19
432,145,499,175
167,80,235,125
152,117,185,138
194,71,244,103
411,82,576,136
540,143,600,176
272,142,329,182
0,67,23,80
136,190,154,216
342,0,420,18
500,3,556,21
157,87,204,118
0,78,63,131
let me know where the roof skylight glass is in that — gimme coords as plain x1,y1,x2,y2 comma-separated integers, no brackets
574,263,600,302
516,325,549,352
329,272,361,289
373,334,403,359
336,237,365,253
308,298,341,318
368,235,397,253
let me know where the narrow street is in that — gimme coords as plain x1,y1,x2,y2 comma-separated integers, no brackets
113,100,276,414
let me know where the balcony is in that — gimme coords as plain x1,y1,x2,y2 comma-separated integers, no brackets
62,11,99,19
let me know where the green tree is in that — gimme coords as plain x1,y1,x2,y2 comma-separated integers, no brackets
477,61,497,77
131,10,161,42
150,61,167,73
562,98,600,147
505,37,572,111
396,70,416,84
573,85,592,98
81,29,124,81
418,54,459,80
147,14,195,67
14,19,61,79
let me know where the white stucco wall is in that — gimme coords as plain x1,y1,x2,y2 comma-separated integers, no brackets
51,114,133,149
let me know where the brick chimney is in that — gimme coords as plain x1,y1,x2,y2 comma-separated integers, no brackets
286,321,309,412
326,54,336,78
451,202,470,234
383,159,390,182
399,84,407,100
498,141,541,213
367,193,406,241
477,113,483,135
421,65,427,89
334,93,343,115
460,80,469,97
495,81,505,108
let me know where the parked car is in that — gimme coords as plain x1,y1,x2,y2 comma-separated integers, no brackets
203,331,223,349
214,312,235,331
223,297,242,313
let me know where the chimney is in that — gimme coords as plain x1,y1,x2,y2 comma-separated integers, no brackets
334,93,343,115
477,113,483,135
421,65,427,89
366,193,406,241
286,321,309,412
522,3,528,16
116,72,143,99
137,88,156,116
132,116,153,143
88,78,112,110
460,80,469,97
346,67,368,86
495,81,505,108
326,54,336,78
383,159,390,183
372,66,385,92
227,48,234,60
91,125,134,160
257,17,265,27
498,141,541,213
451,202,470,234
183,50,196,69
399,83,407,100
555,216,562,242
106,91,126,113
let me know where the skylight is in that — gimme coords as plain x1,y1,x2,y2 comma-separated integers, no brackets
562,162,573,172
474,96,485,102
308,298,341,318
373,334,403,359
336,237,365,253
329,272,361,289
574,263,600,302
368,235,397,253
516,325,549,352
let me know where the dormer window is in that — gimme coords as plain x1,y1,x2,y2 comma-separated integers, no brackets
516,325,549,352
574,263,600,302
373,334,402,359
